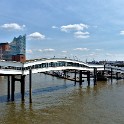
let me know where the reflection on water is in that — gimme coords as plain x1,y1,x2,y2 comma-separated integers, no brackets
0,73,124,124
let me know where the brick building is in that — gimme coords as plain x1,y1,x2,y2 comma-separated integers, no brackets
0,35,26,62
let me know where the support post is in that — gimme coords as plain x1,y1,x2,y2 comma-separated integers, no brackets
104,64,106,71
102,70,104,76
11,75,15,101
116,72,119,80
7,75,10,101
103,64,106,76
29,69,32,103
79,70,82,86
21,75,25,102
74,70,76,86
64,70,66,78
94,68,97,85
87,71,90,86
111,68,113,82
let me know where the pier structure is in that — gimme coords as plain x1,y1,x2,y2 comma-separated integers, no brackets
0,58,124,103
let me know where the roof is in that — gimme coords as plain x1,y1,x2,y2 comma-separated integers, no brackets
0,43,9,46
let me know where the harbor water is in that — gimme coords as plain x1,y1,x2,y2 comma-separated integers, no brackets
0,73,124,124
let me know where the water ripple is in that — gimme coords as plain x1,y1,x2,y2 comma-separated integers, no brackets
0,84,73,103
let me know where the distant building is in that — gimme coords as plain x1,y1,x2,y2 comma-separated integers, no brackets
10,35,26,55
0,43,9,51
0,35,26,62
12,54,26,62
0,43,10,59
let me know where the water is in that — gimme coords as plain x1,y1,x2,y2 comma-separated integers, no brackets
0,73,124,124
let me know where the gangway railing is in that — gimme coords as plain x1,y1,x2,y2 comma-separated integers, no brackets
0,58,104,75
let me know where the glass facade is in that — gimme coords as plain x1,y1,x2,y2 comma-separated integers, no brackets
9,35,26,55
2,35,26,61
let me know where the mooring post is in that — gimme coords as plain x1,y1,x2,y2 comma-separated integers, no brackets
29,69,32,103
102,64,106,76
64,70,66,78
79,70,82,86
87,71,90,86
111,68,113,82
104,64,106,71
102,70,104,76
21,75,25,102
74,70,76,86
116,72,119,80
11,75,15,101
7,75,10,101
94,68,97,85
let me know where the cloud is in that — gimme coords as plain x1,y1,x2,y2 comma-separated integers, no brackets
95,49,103,51
27,32,45,40
26,49,33,54
62,51,67,53
38,49,43,52
106,53,112,56
60,23,89,39
73,48,89,51
1,23,25,30
37,48,55,52
89,53,96,56
74,31,90,39
61,23,88,32
75,35,89,39
120,31,124,35
74,31,89,35
52,26,58,29
89,52,98,57
43,48,55,52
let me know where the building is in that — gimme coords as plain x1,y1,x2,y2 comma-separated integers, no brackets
0,43,10,60
0,35,26,62
0,43,9,51
10,35,26,55
12,54,26,62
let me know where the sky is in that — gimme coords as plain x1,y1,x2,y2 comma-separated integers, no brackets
0,0,124,61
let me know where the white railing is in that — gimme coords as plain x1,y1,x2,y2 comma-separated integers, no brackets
0,58,104,75
105,64,124,73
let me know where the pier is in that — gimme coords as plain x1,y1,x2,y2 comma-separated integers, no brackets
0,58,124,103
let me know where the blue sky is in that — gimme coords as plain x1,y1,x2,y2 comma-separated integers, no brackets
0,0,124,61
